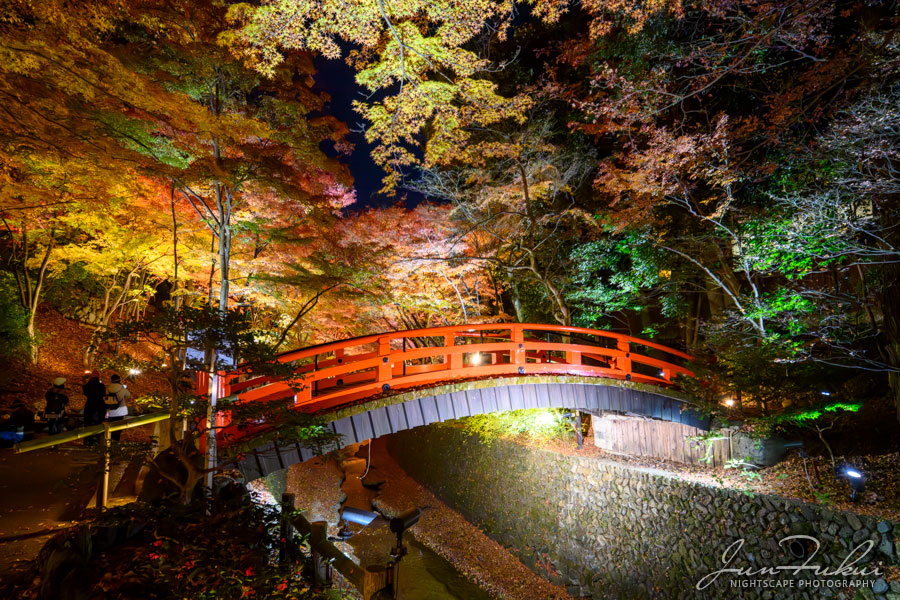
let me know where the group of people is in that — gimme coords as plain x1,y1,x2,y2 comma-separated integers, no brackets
43,371,133,437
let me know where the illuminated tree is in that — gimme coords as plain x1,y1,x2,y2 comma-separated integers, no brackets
413,117,596,325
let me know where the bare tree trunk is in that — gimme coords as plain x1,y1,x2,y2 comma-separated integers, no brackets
25,239,53,364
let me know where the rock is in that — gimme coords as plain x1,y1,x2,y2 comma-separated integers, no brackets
879,534,894,559
877,521,892,534
847,512,863,531
873,578,889,594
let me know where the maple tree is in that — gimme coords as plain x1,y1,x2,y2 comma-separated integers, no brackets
412,116,596,325
1,0,899,433
0,0,351,358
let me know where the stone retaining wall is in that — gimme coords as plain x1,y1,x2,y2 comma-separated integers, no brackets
386,426,899,599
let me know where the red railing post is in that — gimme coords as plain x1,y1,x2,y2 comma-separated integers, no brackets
218,370,230,398
296,380,312,404
195,371,209,396
377,336,392,382
446,332,462,371
616,338,632,375
512,327,525,365
567,350,582,366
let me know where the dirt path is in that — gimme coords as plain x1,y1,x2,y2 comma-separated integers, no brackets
0,446,98,580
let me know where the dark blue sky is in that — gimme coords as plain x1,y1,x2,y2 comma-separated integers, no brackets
312,55,423,209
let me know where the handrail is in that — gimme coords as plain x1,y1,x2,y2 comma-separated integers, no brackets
271,323,693,365
14,412,170,454
205,324,694,420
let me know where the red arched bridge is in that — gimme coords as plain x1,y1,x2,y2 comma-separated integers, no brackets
199,323,703,480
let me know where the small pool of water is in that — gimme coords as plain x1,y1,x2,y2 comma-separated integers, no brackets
339,446,493,599
342,523,493,600
395,535,494,600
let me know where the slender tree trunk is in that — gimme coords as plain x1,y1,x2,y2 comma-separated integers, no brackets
25,239,53,364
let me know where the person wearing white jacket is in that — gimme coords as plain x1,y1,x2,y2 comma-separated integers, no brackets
106,373,132,441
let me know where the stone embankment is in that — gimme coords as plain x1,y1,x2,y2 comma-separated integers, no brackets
387,426,900,600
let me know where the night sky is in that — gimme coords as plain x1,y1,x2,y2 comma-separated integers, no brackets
312,56,424,210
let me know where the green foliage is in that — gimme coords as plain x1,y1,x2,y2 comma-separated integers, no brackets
43,262,97,315
768,402,861,428
741,217,852,279
0,273,32,360
681,329,839,416
688,430,729,464
568,231,682,328
455,408,572,446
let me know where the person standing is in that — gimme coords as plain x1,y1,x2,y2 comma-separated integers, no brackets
82,371,106,427
44,377,69,435
105,373,131,441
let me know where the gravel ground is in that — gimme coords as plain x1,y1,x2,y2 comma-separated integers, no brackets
286,455,346,526
283,440,572,600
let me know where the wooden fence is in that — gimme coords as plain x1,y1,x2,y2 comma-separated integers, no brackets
591,413,733,467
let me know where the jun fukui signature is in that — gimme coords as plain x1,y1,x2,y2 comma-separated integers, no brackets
695,535,883,590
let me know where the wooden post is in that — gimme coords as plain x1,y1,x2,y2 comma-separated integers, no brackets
575,411,583,450
97,422,111,510
309,521,332,584
279,492,295,565
365,566,391,600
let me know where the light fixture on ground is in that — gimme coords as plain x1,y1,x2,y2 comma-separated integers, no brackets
332,506,379,541
470,352,483,366
844,467,865,502
562,410,584,450
536,410,558,427
372,507,423,599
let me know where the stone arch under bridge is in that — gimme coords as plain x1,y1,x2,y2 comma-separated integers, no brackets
228,376,708,481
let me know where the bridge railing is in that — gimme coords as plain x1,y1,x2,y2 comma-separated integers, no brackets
213,324,693,416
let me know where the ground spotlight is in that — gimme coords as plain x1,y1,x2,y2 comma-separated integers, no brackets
470,352,483,366
844,467,865,502
536,410,557,427
333,506,378,541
